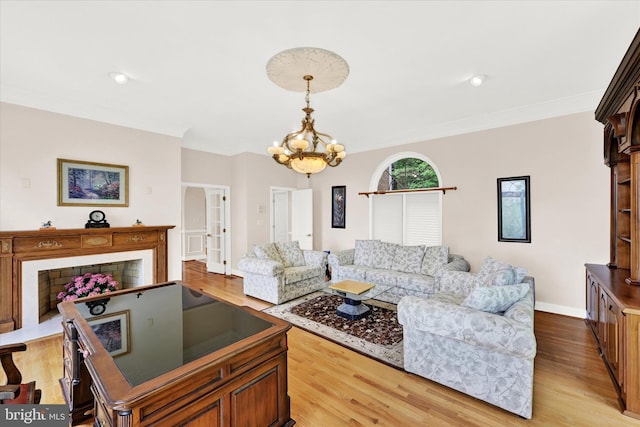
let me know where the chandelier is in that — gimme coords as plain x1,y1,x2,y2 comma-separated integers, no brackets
266,47,349,177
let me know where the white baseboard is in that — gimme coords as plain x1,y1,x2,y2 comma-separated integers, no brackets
535,301,585,319
231,268,243,277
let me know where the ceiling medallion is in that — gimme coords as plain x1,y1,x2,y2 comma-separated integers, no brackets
266,47,349,177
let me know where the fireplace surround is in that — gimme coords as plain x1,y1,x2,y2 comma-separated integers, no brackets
0,225,174,334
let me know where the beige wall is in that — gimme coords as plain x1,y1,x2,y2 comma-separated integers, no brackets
183,187,205,230
181,149,299,266
1,101,609,317
310,111,609,316
0,102,183,281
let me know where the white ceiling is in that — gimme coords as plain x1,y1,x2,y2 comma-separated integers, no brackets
1,1,639,156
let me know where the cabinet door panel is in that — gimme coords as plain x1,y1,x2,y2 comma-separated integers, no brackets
232,369,279,427
599,291,608,349
586,273,599,333
606,299,624,387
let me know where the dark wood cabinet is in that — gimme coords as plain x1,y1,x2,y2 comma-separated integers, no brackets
599,286,623,387
585,265,638,418
58,282,295,427
588,28,640,420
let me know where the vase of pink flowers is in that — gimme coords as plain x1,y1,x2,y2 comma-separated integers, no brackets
57,273,119,315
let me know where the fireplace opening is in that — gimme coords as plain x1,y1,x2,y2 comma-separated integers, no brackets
38,259,143,323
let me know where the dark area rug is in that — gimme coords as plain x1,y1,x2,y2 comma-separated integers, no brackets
263,292,403,368
290,294,403,346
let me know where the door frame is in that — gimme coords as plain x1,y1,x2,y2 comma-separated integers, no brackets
182,182,231,273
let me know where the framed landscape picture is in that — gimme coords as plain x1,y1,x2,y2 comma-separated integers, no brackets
57,158,129,207
497,176,531,243
87,310,130,357
332,185,346,228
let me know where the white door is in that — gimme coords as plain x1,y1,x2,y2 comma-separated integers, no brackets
206,188,228,274
291,189,313,250
272,190,289,243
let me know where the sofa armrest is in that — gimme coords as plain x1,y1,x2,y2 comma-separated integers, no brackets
397,296,536,359
303,250,328,268
237,256,284,276
327,249,355,269
443,255,471,272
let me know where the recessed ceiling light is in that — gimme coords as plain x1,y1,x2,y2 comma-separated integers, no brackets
109,72,129,84
470,75,485,87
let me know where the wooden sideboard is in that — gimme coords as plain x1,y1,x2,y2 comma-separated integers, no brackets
585,264,640,419
588,28,640,420
58,282,295,427
0,225,174,333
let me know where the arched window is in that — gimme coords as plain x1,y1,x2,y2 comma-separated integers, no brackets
376,157,439,191
370,153,443,246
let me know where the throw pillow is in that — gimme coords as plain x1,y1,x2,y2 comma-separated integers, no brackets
421,245,449,275
391,245,425,274
253,243,283,264
462,283,530,313
275,241,305,268
369,241,398,270
514,266,528,283
354,240,379,267
473,256,518,287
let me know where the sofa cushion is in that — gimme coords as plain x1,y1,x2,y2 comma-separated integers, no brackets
275,241,305,268
391,245,425,274
369,241,398,270
365,269,398,286
334,265,369,282
396,272,437,294
283,265,323,284
254,243,283,264
421,245,449,275
354,240,379,267
462,283,530,313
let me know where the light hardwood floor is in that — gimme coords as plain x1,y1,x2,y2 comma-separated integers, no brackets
3,261,638,426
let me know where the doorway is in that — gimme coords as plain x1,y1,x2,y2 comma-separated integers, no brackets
182,184,231,275
270,187,313,249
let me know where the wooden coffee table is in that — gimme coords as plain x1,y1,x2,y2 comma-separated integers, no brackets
325,280,392,320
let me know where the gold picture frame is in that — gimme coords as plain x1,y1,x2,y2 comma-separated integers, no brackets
57,158,129,207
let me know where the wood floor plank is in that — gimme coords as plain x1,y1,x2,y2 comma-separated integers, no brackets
2,260,638,426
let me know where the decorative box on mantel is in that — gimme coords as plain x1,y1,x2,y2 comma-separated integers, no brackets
0,225,175,334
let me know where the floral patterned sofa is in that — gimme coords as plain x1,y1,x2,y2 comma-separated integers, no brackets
327,240,470,303
238,241,328,304
397,257,536,419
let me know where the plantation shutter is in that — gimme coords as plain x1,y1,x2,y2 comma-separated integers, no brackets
404,193,441,246
371,192,442,246
371,194,403,244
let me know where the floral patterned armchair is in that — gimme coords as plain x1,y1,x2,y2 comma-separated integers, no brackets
238,241,328,304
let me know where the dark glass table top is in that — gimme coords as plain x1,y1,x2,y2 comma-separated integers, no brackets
74,282,273,386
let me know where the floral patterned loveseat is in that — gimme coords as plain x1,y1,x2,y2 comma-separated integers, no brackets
397,257,536,419
327,239,470,303
238,241,328,304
